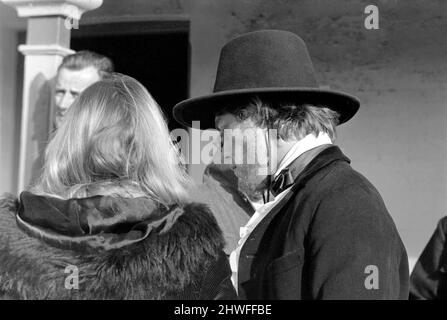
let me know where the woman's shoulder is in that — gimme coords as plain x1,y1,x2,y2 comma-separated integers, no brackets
0,193,19,227
0,193,19,213
160,201,226,253
175,202,223,233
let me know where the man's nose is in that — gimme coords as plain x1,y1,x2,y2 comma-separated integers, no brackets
57,93,73,111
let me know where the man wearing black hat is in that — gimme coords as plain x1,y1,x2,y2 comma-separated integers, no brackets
174,30,409,299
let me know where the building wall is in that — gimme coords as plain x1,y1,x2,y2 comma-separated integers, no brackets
0,4,25,195
1,0,446,266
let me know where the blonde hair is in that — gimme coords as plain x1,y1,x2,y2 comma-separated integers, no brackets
32,74,191,205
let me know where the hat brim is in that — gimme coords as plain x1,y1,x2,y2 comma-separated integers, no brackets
173,87,360,129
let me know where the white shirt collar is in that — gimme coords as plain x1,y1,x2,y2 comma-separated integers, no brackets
274,132,333,178
249,132,333,209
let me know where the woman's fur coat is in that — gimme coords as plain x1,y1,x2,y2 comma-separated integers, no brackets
0,192,236,300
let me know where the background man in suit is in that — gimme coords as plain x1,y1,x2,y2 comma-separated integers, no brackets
173,29,410,299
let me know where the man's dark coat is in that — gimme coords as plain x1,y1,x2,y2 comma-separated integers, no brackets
410,216,447,299
237,146,410,299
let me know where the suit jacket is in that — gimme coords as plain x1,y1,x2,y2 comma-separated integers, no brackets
237,146,410,299
410,216,447,299
0,192,236,300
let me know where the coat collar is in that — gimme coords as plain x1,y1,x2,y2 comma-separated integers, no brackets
270,145,350,196
290,145,351,191
17,192,183,253
244,145,350,245
248,145,351,243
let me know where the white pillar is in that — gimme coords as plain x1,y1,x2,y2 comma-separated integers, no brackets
1,0,103,194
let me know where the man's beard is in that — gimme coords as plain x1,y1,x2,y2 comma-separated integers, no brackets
234,164,269,203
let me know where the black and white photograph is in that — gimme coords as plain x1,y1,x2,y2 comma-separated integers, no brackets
0,0,446,307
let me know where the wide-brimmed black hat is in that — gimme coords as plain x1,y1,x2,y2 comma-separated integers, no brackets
173,30,360,129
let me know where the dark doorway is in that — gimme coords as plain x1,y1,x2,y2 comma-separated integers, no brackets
71,21,189,130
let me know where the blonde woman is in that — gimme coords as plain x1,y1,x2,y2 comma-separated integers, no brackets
0,74,236,300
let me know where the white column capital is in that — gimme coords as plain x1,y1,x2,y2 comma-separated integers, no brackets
1,0,103,20
18,44,75,56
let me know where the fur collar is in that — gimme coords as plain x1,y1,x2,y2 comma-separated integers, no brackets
0,193,225,299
